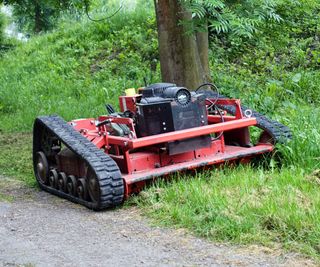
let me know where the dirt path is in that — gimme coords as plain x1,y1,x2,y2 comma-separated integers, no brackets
0,178,316,267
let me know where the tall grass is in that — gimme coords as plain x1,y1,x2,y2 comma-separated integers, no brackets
134,167,320,259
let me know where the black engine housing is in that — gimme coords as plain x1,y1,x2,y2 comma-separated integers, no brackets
136,83,211,155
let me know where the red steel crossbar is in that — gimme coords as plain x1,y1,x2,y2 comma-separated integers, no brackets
107,117,256,149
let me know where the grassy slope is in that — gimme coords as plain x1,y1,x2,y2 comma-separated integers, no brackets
0,11,158,132
0,3,320,261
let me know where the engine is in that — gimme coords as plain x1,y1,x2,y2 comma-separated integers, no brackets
135,83,211,155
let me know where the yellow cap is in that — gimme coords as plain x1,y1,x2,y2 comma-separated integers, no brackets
125,88,136,96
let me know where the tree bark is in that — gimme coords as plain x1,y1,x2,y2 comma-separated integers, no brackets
196,20,211,82
154,0,211,89
34,2,42,33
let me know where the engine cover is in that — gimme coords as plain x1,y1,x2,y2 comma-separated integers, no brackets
136,83,211,155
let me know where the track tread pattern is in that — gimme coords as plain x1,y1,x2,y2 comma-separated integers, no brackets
33,115,124,210
199,90,292,144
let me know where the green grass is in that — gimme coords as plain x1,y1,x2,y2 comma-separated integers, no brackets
132,167,320,259
0,192,14,202
0,133,35,187
0,9,159,132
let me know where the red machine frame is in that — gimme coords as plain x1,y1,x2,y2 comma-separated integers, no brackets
69,95,273,197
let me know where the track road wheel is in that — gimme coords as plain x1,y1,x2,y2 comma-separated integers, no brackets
67,175,77,196
87,170,100,204
258,130,274,144
49,169,59,188
35,152,49,185
77,178,88,200
58,172,68,192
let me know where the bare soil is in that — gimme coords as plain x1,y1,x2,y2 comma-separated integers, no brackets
0,177,316,267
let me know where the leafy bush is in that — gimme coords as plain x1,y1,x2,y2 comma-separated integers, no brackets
181,0,281,38
5,0,82,34
202,0,320,172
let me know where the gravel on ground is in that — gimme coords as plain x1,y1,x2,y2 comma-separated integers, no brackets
0,177,316,267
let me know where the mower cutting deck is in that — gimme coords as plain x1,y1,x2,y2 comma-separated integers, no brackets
33,83,291,210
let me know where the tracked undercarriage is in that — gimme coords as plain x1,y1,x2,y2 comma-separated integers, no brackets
33,116,124,210
33,83,291,210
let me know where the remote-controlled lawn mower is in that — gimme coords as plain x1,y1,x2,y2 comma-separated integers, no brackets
33,83,291,210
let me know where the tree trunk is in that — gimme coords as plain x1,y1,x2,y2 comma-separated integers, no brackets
196,20,211,83
154,0,211,89
34,2,42,33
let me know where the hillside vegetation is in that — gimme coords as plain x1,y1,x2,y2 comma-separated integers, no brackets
0,0,320,261
0,10,158,131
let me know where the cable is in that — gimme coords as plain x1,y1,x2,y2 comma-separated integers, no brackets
212,105,224,140
196,82,224,140
196,82,220,106
84,1,123,22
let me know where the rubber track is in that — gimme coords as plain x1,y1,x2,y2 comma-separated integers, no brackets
33,115,124,210
199,90,292,144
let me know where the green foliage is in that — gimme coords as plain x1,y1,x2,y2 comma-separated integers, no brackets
180,0,282,38
210,0,320,59
203,0,320,171
209,46,320,172
0,8,159,131
1,0,81,33
0,9,21,54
